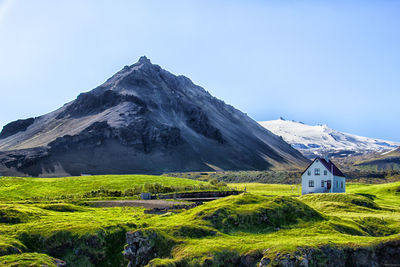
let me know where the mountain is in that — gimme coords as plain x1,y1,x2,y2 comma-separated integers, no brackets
0,57,308,177
259,118,399,159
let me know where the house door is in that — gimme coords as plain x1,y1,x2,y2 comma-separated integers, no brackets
327,180,331,190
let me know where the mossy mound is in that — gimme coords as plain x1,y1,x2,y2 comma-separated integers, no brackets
18,226,129,266
0,252,65,267
300,193,380,211
193,194,323,232
170,224,217,238
0,205,43,224
0,237,25,257
39,203,88,212
356,217,397,237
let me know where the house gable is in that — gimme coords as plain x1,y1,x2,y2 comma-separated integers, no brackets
301,158,330,176
301,157,345,178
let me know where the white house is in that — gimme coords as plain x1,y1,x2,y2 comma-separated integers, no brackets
301,157,346,194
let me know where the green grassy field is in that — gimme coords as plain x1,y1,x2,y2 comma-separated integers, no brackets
0,176,399,266
228,183,301,196
0,175,208,201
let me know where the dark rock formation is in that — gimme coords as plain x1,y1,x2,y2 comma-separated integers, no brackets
259,239,400,267
0,56,309,176
48,120,182,154
123,237,400,266
56,90,147,119
0,118,35,139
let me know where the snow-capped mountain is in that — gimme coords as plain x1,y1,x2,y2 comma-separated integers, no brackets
259,118,400,159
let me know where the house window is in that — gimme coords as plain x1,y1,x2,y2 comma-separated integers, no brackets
321,180,325,187
341,181,343,188
315,168,320,175
309,180,314,187
307,170,311,176
324,170,328,175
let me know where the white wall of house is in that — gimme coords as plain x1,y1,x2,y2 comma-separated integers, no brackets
301,159,346,194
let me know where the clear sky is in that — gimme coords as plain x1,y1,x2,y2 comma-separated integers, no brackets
0,0,399,141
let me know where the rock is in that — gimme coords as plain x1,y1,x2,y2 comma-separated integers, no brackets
259,239,400,267
240,250,263,266
52,258,67,267
124,229,176,267
258,256,271,267
0,118,35,139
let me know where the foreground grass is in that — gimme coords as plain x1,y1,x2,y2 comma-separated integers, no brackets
0,253,62,267
140,188,400,265
0,176,399,266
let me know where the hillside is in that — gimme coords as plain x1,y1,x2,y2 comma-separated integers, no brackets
259,118,399,159
354,147,400,171
0,57,308,177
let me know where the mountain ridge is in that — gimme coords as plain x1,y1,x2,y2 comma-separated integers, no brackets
259,118,399,159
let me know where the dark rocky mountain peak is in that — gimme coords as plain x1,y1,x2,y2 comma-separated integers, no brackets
138,55,151,64
0,57,309,176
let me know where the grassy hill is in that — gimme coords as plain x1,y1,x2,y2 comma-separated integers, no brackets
132,183,400,266
0,176,399,266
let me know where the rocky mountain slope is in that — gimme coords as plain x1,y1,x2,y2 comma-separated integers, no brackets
0,57,308,176
259,118,399,159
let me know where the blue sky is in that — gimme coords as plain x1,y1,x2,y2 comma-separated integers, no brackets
0,0,399,141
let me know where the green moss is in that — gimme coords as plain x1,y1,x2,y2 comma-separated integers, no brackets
355,217,397,237
0,237,25,257
300,193,380,211
18,226,131,267
193,194,323,232
38,203,89,212
0,206,42,224
170,225,217,238
0,253,60,267
148,258,177,267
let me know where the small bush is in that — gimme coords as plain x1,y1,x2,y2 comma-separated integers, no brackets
40,203,88,212
171,225,217,238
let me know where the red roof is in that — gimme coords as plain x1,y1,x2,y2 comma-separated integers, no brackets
302,157,346,177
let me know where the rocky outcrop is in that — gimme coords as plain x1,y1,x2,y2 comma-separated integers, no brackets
48,120,183,154
123,229,400,267
124,229,176,267
0,118,35,139
56,90,147,119
0,147,48,177
259,239,400,267
183,105,225,144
